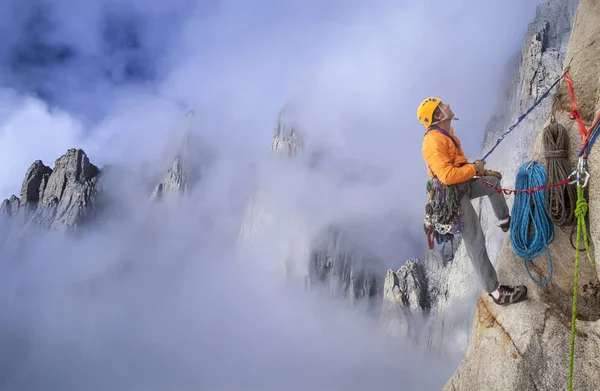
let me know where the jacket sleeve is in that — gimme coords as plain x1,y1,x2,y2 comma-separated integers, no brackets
422,134,476,185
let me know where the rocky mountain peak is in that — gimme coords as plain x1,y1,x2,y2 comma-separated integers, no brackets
1,148,100,231
149,110,206,202
150,156,189,201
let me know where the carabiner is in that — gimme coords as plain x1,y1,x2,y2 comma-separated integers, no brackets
576,157,590,188
568,170,578,185
580,170,590,188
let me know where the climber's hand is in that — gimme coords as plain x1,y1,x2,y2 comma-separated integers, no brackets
484,169,503,180
472,160,486,175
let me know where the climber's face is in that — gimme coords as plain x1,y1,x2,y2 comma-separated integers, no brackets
433,101,455,123
439,102,454,118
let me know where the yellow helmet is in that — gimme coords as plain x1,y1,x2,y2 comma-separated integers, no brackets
417,97,441,127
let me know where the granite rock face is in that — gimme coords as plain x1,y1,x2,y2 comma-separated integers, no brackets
444,0,600,389
379,259,431,339
307,226,386,315
379,247,469,355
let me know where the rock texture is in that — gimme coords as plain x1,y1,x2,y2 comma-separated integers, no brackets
1,149,100,231
380,259,431,339
379,245,474,356
149,156,190,201
307,227,385,314
444,0,600,389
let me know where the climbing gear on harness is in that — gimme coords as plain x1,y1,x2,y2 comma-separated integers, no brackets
417,97,442,127
488,284,528,306
481,69,568,161
424,178,463,235
510,161,554,286
423,178,462,261
543,122,577,228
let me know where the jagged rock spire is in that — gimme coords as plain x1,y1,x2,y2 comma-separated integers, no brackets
149,110,201,202
270,107,303,158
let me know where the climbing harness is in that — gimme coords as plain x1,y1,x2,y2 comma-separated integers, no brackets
481,69,569,161
509,161,555,285
423,178,463,262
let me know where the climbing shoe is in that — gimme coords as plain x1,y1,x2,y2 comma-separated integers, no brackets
489,284,528,306
498,216,511,232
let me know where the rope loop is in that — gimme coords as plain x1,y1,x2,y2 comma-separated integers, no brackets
509,161,554,286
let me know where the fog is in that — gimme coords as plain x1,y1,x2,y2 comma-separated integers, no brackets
1,0,540,389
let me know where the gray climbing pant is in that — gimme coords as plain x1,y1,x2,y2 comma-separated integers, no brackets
457,176,510,293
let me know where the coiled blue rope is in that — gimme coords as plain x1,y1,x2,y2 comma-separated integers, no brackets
510,161,555,285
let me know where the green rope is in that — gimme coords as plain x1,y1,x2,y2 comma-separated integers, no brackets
568,184,593,391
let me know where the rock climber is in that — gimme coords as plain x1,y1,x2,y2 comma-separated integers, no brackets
417,97,528,306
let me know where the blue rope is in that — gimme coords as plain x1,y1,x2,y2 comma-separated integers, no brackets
481,72,565,161
579,119,600,157
510,161,555,285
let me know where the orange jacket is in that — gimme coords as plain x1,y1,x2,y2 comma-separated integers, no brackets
422,127,476,185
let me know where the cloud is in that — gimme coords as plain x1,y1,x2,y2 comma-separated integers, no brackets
0,96,85,197
0,0,542,389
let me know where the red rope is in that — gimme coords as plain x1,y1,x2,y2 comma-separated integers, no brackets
481,177,572,195
564,72,600,153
